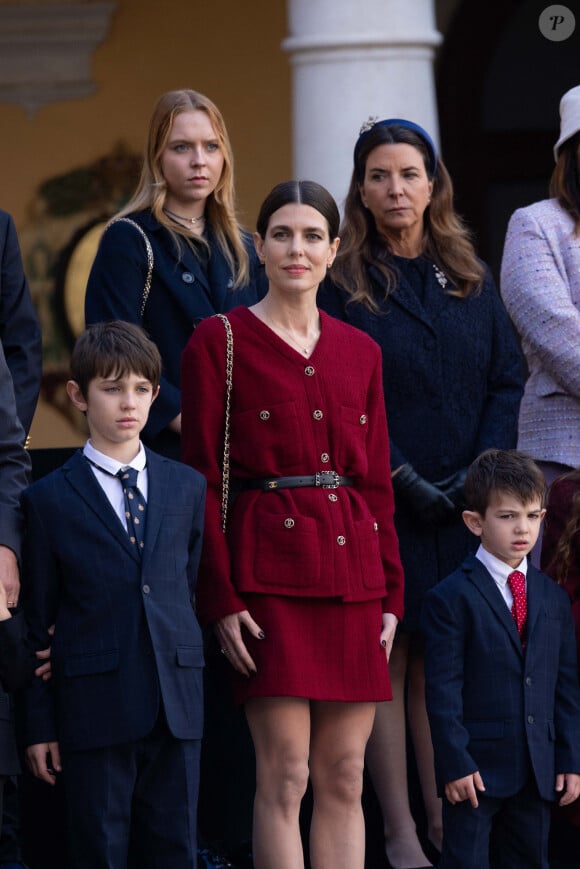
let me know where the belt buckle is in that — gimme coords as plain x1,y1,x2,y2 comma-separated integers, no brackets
317,471,340,489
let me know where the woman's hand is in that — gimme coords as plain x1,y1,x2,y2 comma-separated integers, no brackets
214,610,265,677
380,612,398,661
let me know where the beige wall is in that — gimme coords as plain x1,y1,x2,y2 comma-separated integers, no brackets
2,0,291,227
0,0,291,447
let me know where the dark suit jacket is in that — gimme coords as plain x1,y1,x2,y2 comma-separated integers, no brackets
318,264,524,628
19,448,206,752
0,613,37,776
422,555,580,801
0,341,30,559
0,338,33,775
84,210,266,442
0,209,42,434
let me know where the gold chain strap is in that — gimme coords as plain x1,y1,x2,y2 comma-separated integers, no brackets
107,217,154,317
215,314,233,533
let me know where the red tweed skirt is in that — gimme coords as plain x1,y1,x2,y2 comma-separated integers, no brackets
231,593,392,706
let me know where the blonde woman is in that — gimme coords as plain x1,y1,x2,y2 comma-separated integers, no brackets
86,88,265,460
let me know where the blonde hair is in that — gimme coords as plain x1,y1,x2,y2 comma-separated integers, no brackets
116,89,249,286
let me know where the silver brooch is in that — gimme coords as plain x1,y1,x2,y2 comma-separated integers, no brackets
433,264,448,288
359,116,380,136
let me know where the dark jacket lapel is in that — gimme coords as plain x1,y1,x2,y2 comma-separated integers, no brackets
524,564,544,645
64,450,142,563
141,448,171,561
466,556,524,655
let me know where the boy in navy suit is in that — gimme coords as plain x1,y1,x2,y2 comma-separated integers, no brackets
422,448,580,869
19,321,206,869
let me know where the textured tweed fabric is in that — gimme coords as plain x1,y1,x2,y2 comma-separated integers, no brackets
501,198,580,467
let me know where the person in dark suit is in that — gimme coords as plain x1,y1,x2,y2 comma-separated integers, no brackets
85,88,266,462
0,583,45,822
0,338,44,828
0,209,42,438
0,209,42,617
422,449,580,869
19,321,206,869
0,209,43,869
317,117,524,869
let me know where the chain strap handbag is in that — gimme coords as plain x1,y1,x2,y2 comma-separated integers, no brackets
215,314,233,533
106,217,154,317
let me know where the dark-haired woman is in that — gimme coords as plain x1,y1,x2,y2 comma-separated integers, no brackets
181,180,404,869
86,88,265,461
318,119,524,868
501,84,580,566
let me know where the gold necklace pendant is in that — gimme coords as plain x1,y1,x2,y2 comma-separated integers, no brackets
163,207,205,226
277,323,319,355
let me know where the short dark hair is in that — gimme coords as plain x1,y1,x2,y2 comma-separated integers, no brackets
70,321,162,397
465,449,546,516
256,180,340,240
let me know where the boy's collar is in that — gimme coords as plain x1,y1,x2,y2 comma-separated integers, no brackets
83,440,146,473
475,544,528,585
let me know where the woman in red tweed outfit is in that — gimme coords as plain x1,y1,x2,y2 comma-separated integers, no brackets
181,180,404,869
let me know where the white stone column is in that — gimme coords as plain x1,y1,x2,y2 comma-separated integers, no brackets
283,0,442,208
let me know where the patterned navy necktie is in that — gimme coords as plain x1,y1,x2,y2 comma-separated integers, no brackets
116,466,146,556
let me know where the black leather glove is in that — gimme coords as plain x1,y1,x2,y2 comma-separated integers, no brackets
434,468,468,510
392,464,455,526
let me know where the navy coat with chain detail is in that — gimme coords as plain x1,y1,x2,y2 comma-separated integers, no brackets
19,447,206,752
318,262,524,629
85,210,267,445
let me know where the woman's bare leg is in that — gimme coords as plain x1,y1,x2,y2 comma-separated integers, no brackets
308,701,376,869
245,697,311,869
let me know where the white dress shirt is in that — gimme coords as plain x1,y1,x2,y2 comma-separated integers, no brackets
83,440,148,529
475,544,527,611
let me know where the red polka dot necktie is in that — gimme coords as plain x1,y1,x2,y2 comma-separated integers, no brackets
508,570,527,646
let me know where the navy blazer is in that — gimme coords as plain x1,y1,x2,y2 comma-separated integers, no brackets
0,613,37,776
0,210,42,434
85,210,266,443
0,341,30,559
19,448,206,752
422,555,580,801
318,265,524,628
0,211,38,777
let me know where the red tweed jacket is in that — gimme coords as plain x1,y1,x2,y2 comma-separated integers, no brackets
181,306,404,625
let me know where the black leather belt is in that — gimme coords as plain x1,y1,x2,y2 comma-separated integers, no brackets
243,471,355,492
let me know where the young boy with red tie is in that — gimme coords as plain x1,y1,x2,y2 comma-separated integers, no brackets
422,448,580,869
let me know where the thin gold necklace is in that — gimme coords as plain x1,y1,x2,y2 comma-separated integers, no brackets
163,207,205,226
271,319,320,356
